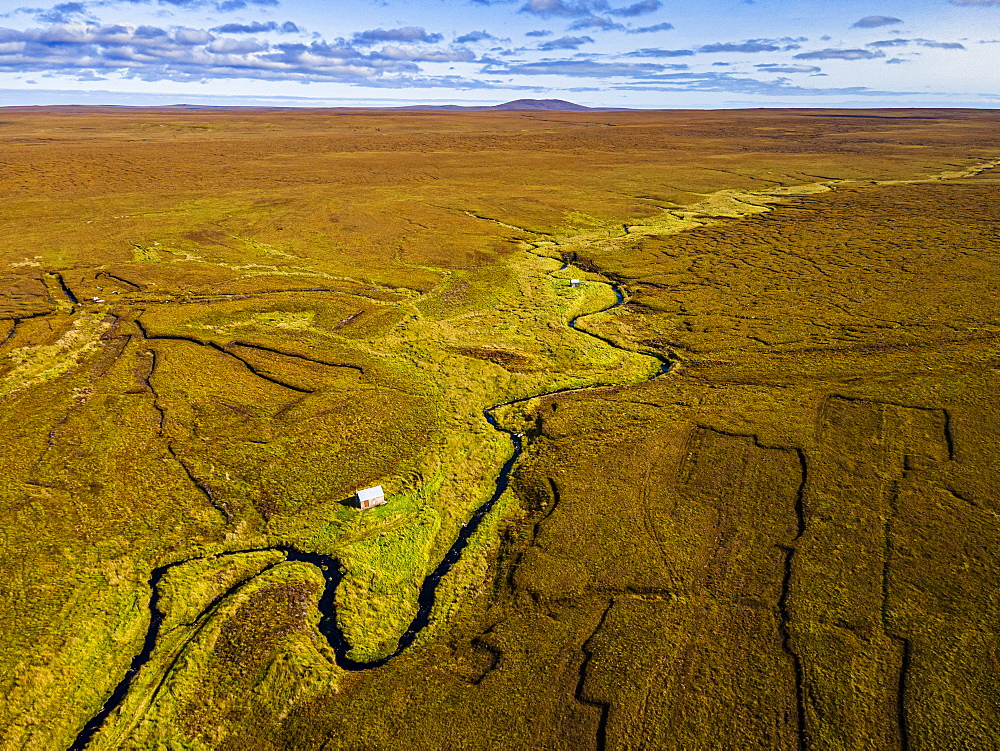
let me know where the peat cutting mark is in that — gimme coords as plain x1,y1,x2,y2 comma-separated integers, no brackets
575,599,616,751
165,442,233,525
227,340,365,374
96,272,142,291
779,448,809,751
53,273,79,307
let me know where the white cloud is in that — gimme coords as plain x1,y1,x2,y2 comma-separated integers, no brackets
851,16,903,28
795,48,884,60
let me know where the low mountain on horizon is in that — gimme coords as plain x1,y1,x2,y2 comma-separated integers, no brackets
492,99,592,110
401,98,627,112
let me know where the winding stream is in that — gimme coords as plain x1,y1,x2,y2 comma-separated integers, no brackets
69,257,672,750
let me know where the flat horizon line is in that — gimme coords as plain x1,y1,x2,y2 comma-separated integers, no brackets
1,103,998,113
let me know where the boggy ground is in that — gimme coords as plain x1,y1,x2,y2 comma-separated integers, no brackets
0,107,998,749
287,170,1000,750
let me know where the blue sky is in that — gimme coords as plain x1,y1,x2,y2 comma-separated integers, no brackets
0,0,997,107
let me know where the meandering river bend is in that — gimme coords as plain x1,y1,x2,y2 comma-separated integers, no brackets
69,257,672,750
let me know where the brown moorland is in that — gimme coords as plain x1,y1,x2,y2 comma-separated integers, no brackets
0,106,998,749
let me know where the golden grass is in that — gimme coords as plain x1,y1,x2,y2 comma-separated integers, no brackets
0,107,999,749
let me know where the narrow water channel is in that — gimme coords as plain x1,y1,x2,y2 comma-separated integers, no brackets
69,259,671,750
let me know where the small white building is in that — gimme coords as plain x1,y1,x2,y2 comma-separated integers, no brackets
570,279,581,288
357,485,386,510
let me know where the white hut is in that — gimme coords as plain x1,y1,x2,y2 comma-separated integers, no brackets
570,279,581,288
357,485,386,510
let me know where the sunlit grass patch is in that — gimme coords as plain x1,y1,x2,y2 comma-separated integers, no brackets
186,310,315,333
335,482,443,662
0,311,112,397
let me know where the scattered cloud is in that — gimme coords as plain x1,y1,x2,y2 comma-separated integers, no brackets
504,67,906,98
868,38,966,50
625,47,693,57
481,58,669,76
211,21,299,34
215,0,279,10
567,16,625,31
518,0,661,18
625,22,674,34
920,40,965,49
103,0,279,8
608,0,661,17
34,3,95,24
867,38,910,48
611,78,912,98
794,48,884,60
455,30,497,44
367,45,477,63
0,0,983,101
351,27,443,47
756,63,821,73
699,39,800,53
700,41,779,53
626,38,805,58
0,22,481,86
537,34,593,49
518,0,610,17
851,16,903,28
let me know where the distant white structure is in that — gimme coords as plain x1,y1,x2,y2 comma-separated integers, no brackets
570,279,581,288
357,485,386,510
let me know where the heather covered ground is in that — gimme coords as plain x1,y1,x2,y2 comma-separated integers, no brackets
0,106,998,749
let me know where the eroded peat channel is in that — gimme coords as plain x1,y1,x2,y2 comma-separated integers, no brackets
68,250,672,750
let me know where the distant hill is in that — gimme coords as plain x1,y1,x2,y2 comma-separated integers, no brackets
400,98,627,112
157,99,617,112
493,99,592,110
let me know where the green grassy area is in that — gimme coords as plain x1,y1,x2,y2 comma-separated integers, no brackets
94,560,332,750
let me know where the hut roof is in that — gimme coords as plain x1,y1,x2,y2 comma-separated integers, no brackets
357,485,384,502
